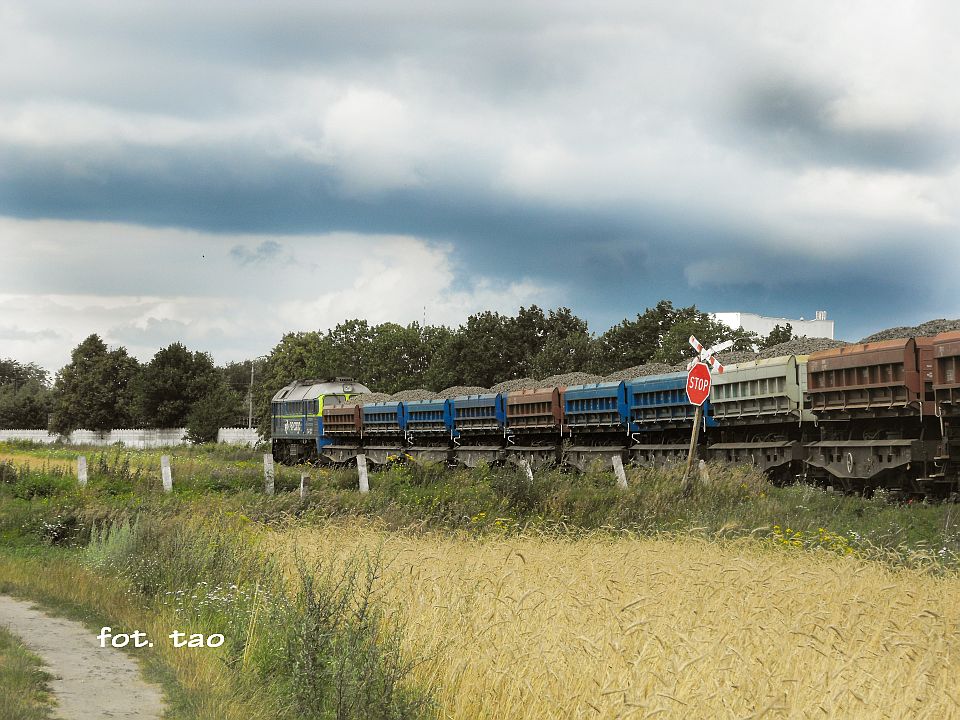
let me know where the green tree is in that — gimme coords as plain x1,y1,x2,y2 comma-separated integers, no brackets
653,313,757,365
761,323,794,349
0,358,52,429
50,335,140,434
134,343,221,427
186,377,241,443
591,300,678,373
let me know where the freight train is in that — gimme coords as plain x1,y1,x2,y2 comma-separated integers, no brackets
271,331,960,496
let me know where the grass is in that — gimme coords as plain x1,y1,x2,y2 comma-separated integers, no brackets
0,624,56,720
0,513,434,720
275,522,960,720
3,442,960,718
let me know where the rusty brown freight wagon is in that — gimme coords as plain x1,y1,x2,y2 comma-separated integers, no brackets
931,331,960,492
804,338,941,494
505,387,565,469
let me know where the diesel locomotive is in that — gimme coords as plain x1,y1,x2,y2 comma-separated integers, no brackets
270,330,960,496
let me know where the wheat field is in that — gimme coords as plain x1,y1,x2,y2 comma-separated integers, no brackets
276,523,960,720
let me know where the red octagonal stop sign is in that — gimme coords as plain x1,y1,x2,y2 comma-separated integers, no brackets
686,361,712,406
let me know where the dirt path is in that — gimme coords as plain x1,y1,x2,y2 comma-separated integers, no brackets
0,595,166,720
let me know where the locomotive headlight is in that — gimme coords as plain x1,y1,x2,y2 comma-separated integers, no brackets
342,384,354,392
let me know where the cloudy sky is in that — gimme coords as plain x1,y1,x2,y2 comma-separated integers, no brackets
1,1,958,373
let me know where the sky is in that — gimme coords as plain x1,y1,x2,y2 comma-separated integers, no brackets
1,1,958,374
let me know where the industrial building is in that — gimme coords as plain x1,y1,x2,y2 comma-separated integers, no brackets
711,310,834,339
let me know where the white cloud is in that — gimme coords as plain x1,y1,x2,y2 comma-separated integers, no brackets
0,217,553,373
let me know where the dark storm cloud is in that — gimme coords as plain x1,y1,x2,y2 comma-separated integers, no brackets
735,76,955,172
1,0,958,353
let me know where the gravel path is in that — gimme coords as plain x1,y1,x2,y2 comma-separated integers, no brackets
0,594,165,719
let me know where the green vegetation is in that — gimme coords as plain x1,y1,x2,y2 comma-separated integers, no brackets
2,442,959,566
2,443,960,719
0,625,55,720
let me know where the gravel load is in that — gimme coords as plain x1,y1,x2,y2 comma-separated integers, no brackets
714,350,759,365
604,363,677,381
859,319,960,343
341,392,392,405
757,337,849,359
438,385,491,398
390,388,440,401
539,372,603,387
490,378,541,392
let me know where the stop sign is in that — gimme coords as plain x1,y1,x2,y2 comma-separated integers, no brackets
685,361,711,406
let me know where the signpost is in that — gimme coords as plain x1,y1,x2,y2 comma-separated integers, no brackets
681,336,727,494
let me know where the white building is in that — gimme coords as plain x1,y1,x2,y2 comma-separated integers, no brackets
711,310,834,339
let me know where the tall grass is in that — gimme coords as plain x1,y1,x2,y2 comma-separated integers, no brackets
78,513,433,720
278,522,960,720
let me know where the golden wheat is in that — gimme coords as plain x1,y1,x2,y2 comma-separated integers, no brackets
276,522,960,720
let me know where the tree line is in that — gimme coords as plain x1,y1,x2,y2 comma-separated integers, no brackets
1,301,793,439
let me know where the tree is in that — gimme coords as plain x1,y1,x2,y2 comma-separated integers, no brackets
591,300,679,373
50,335,140,434
761,323,794,349
653,313,757,365
133,343,220,428
0,358,52,429
186,377,241,443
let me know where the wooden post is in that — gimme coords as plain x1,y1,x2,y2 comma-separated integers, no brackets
263,454,275,496
300,472,310,499
77,456,88,488
612,454,628,489
357,454,369,493
160,455,173,493
681,403,704,495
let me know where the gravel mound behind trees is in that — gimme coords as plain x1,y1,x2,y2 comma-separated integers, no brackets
757,338,849,359
438,385,490,398
859,319,960,343
344,392,392,404
389,389,439,401
490,378,541,392
539,372,604,387
603,363,677,381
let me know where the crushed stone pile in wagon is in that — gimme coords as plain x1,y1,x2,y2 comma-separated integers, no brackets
757,338,850,359
859,318,960,343
490,378,541,392
390,389,440,401
438,386,490,398
604,363,676,381
539,372,603,386
714,350,759,364
343,392,392,404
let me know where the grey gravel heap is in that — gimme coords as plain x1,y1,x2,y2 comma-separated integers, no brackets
604,363,677,381
438,385,491,398
490,378,541,392
757,338,849,359
714,350,759,365
539,372,603,387
389,388,439,401
343,392,392,404
859,319,960,343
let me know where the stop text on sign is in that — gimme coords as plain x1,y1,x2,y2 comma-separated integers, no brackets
685,361,712,406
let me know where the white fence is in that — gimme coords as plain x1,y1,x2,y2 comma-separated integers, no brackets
0,427,262,448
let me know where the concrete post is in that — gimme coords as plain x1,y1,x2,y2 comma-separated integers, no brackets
263,454,275,496
160,455,173,493
612,454,628,489
357,454,369,493
77,456,87,488
300,472,310,499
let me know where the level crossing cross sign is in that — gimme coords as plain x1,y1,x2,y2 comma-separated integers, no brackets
685,361,712,406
